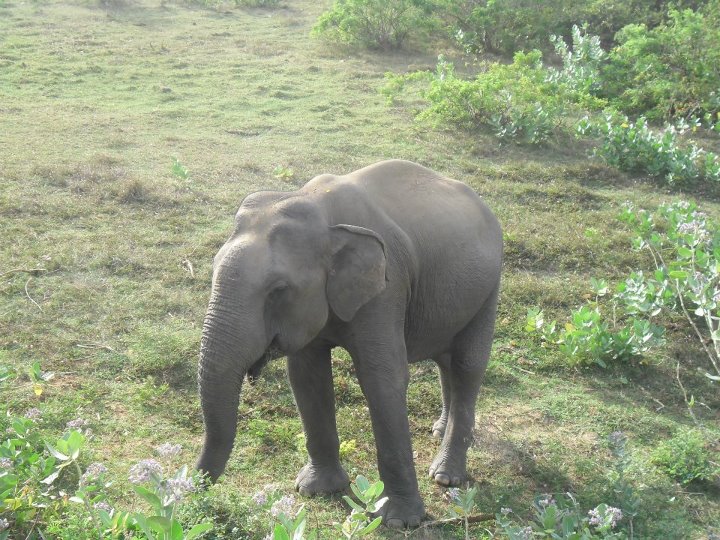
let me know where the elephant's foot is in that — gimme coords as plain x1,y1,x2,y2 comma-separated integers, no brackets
374,493,425,529
295,462,349,496
431,415,447,439
428,449,466,487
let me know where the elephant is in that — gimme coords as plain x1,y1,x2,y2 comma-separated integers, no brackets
196,159,503,529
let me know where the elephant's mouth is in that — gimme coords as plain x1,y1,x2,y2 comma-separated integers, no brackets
245,337,284,383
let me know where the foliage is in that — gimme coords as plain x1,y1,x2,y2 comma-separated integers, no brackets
339,475,386,538
171,157,190,180
577,113,720,185
312,0,436,50
546,25,607,109
385,51,565,144
497,494,626,539
602,2,720,121
526,276,665,367
438,0,695,57
273,165,295,181
619,201,720,383
650,429,720,484
0,405,211,540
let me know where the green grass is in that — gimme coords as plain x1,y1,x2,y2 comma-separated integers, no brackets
1,1,719,538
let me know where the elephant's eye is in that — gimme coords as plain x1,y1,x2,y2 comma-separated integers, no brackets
268,282,289,302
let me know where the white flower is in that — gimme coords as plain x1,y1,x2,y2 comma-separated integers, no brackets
80,462,108,486
155,443,182,458
270,494,296,517
0,518,9,531
24,408,42,420
66,418,88,430
128,459,162,484
93,501,113,512
164,477,195,504
0,457,12,469
252,490,268,506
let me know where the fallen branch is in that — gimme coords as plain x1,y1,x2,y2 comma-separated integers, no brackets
76,342,116,353
421,513,495,528
1,267,47,278
25,278,43,312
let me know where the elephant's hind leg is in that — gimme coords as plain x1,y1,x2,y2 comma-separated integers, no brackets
288,342,349,496
431,354,452,439
429,288,498,487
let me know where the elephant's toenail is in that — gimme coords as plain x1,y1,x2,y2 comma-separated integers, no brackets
434,473,450,486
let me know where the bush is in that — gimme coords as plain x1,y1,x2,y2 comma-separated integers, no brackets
526,277,665,368
602,2,720,121
651,429,719,484
440,0,699,57
312,0,436,51
385,51,565,144
577,113,720,185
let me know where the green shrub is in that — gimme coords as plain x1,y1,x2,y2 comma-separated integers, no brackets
602,2,720,121
312,0,436,50
651,429,719,484
577,113,720,185
385,51,565,144
440,0,697,57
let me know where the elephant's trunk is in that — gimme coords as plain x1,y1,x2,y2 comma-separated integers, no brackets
196,293,266,482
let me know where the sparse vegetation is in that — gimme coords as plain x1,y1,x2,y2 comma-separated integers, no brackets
1,0,719,538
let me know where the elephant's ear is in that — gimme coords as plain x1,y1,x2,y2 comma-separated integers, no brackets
327,224,387,322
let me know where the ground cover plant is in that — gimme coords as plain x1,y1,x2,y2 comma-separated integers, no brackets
1,0,720,538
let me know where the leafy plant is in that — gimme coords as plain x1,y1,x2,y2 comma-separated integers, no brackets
619,201,720,383
438,0,690,57
312,0,436,51
602,3,720,121
385,51,565,144
496,494,626,539
171,157,190,180
577,113,720,185
273,165,295,181
526,276,665,368
446,486,478,540
650,429,720,484
339,475,386,538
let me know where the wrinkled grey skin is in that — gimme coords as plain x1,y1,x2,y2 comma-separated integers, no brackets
196,160,502,529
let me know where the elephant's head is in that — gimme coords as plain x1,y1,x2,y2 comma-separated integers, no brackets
196,194,386,481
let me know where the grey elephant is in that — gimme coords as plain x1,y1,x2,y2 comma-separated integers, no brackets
196,159,503,529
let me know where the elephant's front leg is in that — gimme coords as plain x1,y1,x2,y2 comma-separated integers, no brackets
288,342,349,496
349,339,425,529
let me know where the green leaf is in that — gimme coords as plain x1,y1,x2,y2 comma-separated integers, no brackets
148,515,173,534
186,523,213,540
343,495,364,512
170,519,184,540
355,475,370,492
133,485,162,509
359,516,383,535
703,371,720,381
273,524,291,540
133,514,157,540
677,246,693,258
669,270,689,279
41,469,60,485
45,442,69,461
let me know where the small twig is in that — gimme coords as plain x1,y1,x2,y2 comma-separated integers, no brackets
25,278,43,312
0,267,46,278
676,361,699,425
182,258,195,278
420,513,494,529
651,397,666,412
76,342,116,353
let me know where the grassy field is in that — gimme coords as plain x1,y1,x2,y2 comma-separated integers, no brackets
1,0,719,538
